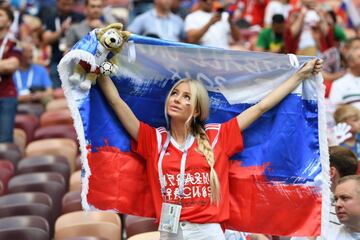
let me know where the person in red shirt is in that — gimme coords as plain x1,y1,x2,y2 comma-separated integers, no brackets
98,58,322,239
0,5,21,142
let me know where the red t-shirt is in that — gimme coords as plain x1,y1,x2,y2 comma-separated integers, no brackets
0,37,21,98
132,117,243,223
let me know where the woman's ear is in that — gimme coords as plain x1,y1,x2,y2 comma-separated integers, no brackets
193,109,200,118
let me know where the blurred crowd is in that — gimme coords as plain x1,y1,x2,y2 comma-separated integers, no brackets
0,0,360,239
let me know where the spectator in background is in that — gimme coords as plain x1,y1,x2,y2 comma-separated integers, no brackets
128,0,153,24
101,0,121,25
39,0,84,88
326,10,347,45
284,0,334,56
127,0,184,42
40,0,56,7
264,0,291,27
341,37,360,67
10,0,41,16
0,5,21,143
184,0,240,49
171,0,188,19
333,105,360,159
329,146,359,192
332,175,360,239
19,15,51,66
255,14,285,53
330,45,360,109
329,146,359,226
320,11,348,98
0,0,7,7
65,0,107,49
13,42,52,104
291,146,358,240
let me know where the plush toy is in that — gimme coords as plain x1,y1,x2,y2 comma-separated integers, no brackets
68,23,130,90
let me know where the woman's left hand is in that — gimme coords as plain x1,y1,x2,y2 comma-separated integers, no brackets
296,58,324,80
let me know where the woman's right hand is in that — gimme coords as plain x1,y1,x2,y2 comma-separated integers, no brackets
295,59,323,80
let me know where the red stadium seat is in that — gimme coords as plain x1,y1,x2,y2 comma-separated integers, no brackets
15,114,39,144
75,155,82,171
125,215,158,238
8,172,66,220
0,180,4,196
0,216,49,240
17,155,71,189
0,160,15,193
39,109,73,127
34,125,77,143
0,192,52,233
62,190,82,214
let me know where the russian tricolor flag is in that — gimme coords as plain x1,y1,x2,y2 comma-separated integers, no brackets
58,33,330,237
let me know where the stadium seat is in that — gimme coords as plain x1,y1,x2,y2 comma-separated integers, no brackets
125,215,158,238
20,155,69,166
13,128,27,153
34,124,77,143
17,155,71,189
0,215,49,240
15,114,39,144
62,190,82,214
54,88,65,99
75,155,82,171
69,170,81,192
55,211,121,240
25,138,78,172
17,102,45,117
127,231,160,240
40,109,73,127
8,172,66,219
0,143,22,166
0,160,15,193
0,180,4,196
58,237,107,240
0,192,52,226
46,98,69,112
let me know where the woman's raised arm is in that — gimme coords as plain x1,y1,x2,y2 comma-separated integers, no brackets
97,75,140,141
236,59,323,131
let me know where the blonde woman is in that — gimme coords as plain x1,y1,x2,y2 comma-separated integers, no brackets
98,58,323,240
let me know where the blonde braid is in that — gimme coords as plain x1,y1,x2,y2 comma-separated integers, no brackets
194,124,220,204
